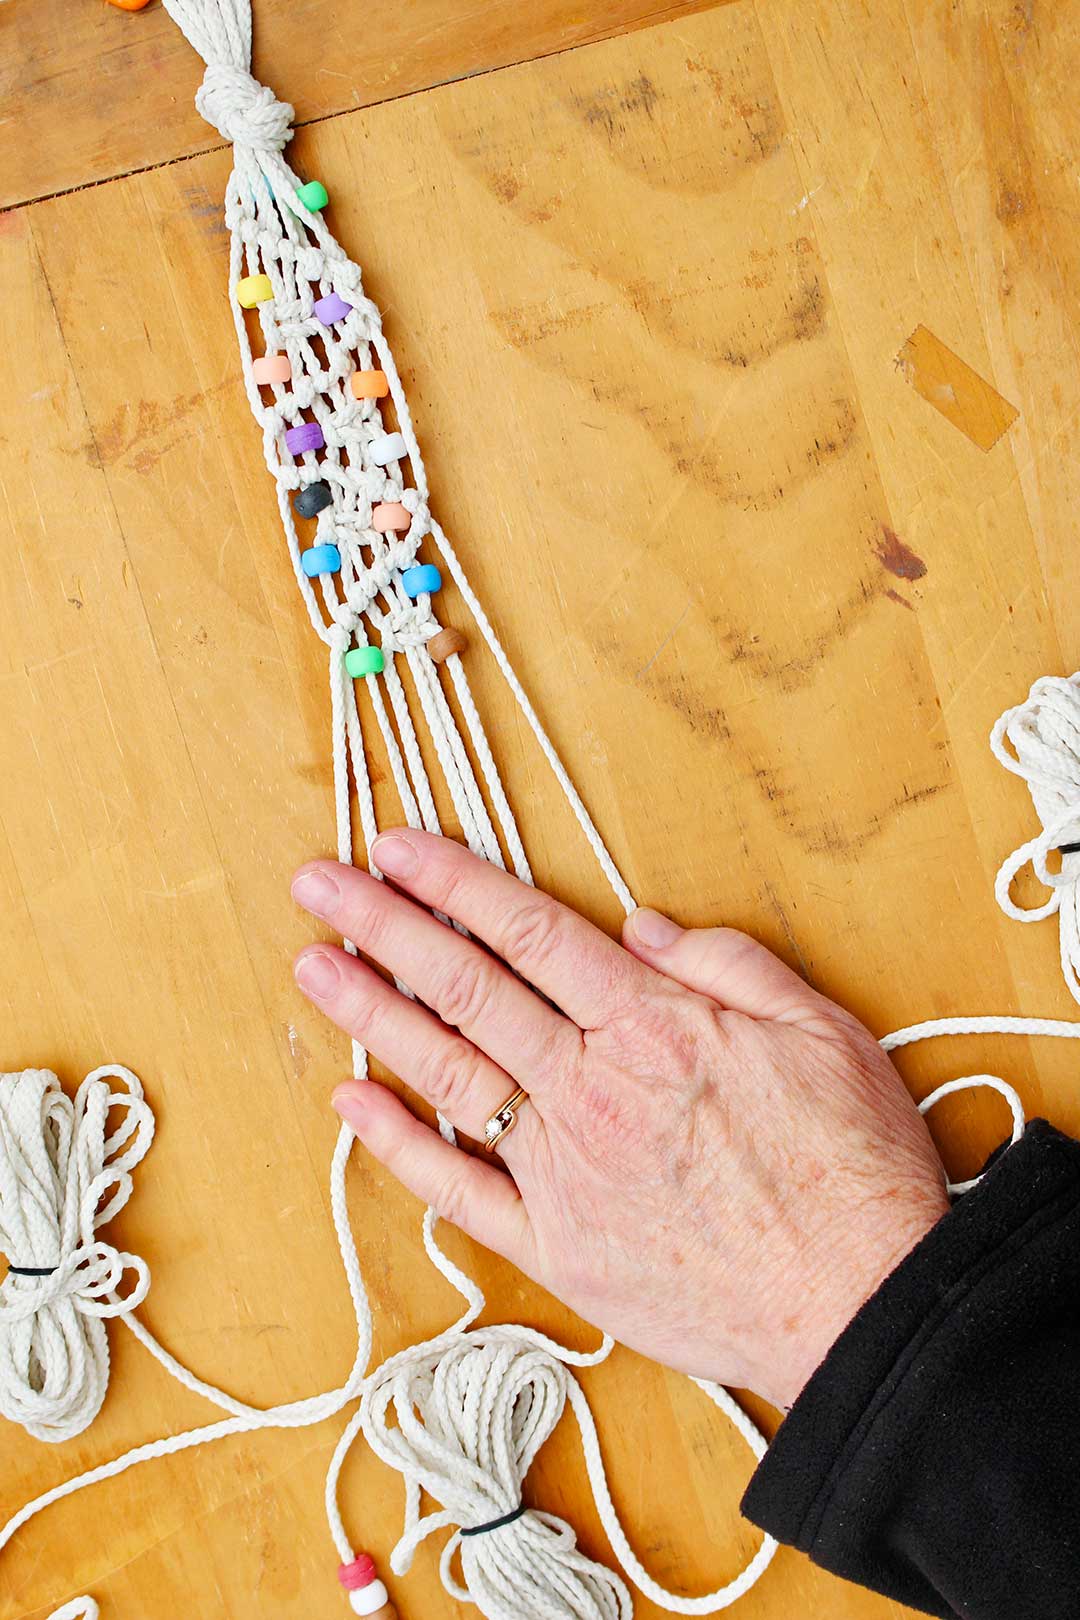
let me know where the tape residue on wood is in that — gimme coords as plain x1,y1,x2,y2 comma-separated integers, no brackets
898,325,1019,451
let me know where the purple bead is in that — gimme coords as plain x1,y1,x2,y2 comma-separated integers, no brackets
314,292,353,325
285,421,325,455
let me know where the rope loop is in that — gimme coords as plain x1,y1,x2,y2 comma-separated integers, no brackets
196,64,293,150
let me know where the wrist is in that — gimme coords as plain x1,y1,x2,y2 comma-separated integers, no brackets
765,1183,951,1410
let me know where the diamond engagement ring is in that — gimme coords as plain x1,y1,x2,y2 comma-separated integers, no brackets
483,1087,529,1152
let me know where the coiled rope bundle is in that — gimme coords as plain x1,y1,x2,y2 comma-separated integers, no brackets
0,1067,152,1443
992,672,1080,1002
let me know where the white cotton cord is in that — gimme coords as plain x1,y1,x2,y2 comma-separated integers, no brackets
47,1600,98,1620
428,519,636,917
915,1076,1026,1196
0,1067,152,1443
991,672,1080,1002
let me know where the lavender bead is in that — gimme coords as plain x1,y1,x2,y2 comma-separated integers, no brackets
285,421,325,455
314,292,353,325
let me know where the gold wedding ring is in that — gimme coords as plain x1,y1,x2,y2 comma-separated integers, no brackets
483,1087,529,1152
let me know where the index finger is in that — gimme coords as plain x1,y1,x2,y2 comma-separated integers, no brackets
369,829,652,1029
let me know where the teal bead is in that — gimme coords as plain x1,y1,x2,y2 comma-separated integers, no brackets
301,543,341,576
401,564,442,598
345,646,385,678
296,180,329,212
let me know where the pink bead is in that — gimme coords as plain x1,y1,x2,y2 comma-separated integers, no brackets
371,502,410,533
339,1556,377,1591
252,353,291,384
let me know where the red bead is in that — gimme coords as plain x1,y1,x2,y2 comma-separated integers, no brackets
338,1555,377,1591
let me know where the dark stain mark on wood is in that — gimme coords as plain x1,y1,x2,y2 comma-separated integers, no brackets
875,527,927,580
996,184,1028,223
490,170,522,205
574,73,660,138
884,587,914,611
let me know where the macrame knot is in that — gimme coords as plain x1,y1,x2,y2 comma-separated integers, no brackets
382,604,433,653
196,64,294,151
400,489,432,539
359,1330,632,1619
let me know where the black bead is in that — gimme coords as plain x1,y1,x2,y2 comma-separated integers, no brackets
294,481,333,518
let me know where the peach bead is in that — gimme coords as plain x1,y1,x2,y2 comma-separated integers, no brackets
427,628,466,663
351,369,389,400
371,502,410,533
252,354,291,384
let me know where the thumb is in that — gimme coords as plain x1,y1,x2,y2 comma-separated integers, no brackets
622,907,825,1025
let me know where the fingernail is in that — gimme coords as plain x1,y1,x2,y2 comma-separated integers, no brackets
630,907,683,949
291,867,341,918
332,1085,368,1128
371,834,419,879
295,949,341,1000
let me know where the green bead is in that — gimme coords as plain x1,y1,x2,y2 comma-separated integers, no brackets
296,180,329,212
345,646,385,678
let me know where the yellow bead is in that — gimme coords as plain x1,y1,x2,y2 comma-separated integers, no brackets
236,274,273,308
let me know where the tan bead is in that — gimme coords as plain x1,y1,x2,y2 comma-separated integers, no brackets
427,627,466,663
368,1607,397,1620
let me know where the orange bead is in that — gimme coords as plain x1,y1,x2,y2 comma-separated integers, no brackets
107,0,153,10
351,370,390,400
427,628,466,663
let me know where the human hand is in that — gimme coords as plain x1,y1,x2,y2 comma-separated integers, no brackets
291,833,949,1410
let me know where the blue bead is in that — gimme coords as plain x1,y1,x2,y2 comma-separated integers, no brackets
302,543,341,576
401,564,442,598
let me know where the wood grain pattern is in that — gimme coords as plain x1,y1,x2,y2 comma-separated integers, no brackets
3,3,1079,1617
0,0,726,210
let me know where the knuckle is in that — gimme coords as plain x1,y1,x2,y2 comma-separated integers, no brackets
433,952,494,1029
343,889,387,953
419,1035,482,1116
433,1160,474,1229
430,855,471,917
499,899,562,971
342,977,387,1040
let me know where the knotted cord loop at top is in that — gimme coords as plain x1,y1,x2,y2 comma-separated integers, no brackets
196,63,294,150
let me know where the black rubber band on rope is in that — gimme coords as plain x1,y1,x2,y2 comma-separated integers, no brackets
6,1264,57,1277
1059,842,1080,855
460,1503,526,1538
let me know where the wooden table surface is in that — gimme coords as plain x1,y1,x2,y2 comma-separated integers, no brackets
4,2,1080,1617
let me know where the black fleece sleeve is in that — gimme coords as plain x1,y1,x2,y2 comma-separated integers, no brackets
741,1120,1080,1620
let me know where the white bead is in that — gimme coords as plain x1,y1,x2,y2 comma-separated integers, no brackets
368,431,407,466
348,1580,389,1615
